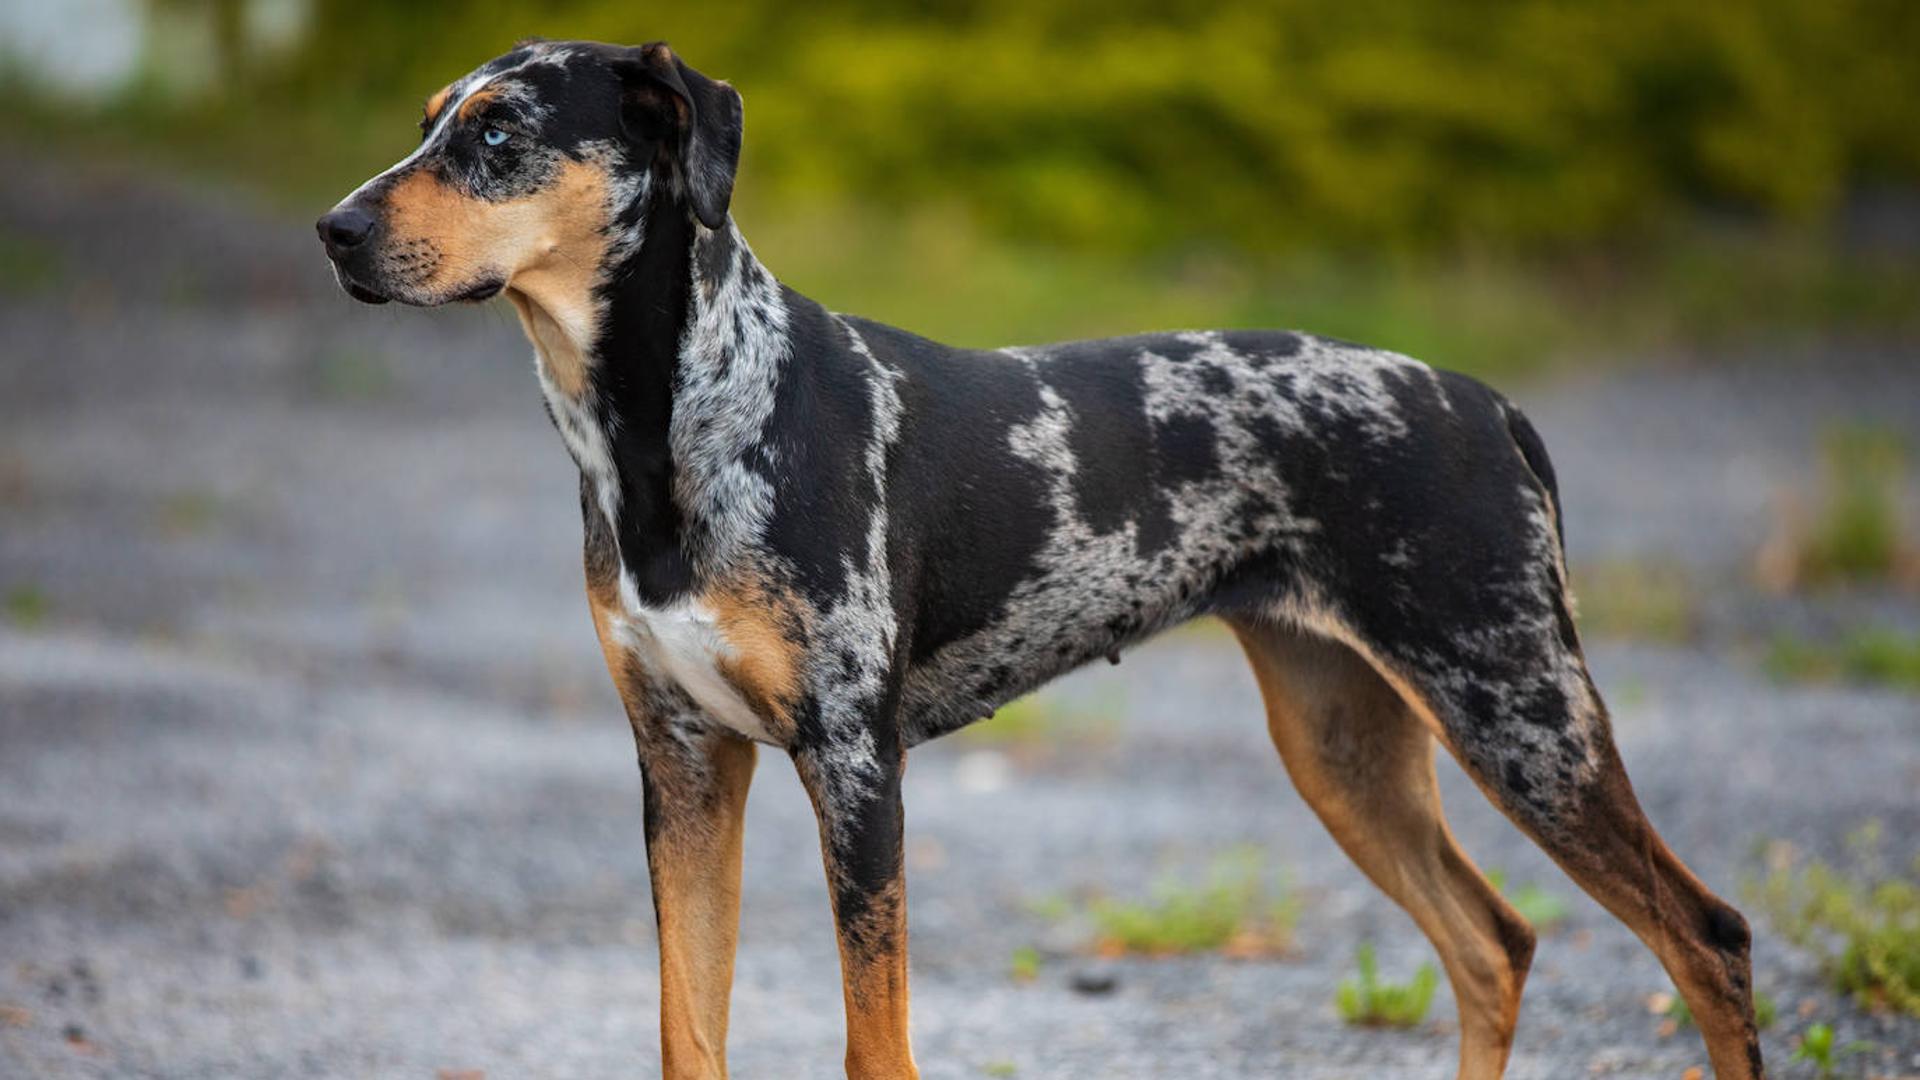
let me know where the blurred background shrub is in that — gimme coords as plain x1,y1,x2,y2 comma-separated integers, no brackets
5,0,1918,366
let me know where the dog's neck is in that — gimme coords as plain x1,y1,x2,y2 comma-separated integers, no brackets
513,182,790,610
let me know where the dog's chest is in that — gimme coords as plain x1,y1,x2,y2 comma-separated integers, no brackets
605,600,775,744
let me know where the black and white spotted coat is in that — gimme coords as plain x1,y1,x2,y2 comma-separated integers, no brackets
327,40,1601,888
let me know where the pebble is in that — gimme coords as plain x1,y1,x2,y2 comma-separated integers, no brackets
1068,967,1119,996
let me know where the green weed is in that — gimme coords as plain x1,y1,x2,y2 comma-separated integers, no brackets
1610,677,1650,711
0,228,64,294
306,348,398,403
1486,870,1571,931
1664,989,1776,1030
154,490,226,537
1024,894,1073,922
4,585,49,629
1089,847,1297,957
1570,563,1697,643
1506,883,1571,931
1798,427,1911,586
1789,1021,1874,1079
1764,630,1920,694
958,694,1114,750
1009,946,1041,984
1747,823,1920,1017
1335,943,1439,1028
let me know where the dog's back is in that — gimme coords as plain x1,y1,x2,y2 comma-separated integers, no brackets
845,325,1540,742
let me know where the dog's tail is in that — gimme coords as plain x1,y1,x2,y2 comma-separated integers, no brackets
1499,398,1565,551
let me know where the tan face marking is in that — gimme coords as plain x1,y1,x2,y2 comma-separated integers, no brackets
423,84,453,125
455,86,501,123
381,158,618,397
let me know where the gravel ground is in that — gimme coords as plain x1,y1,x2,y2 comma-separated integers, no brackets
2,148,1917,1079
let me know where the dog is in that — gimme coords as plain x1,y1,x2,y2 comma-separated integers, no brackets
316,38,1766,1080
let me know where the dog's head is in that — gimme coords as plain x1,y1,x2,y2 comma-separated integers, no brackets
316,40,741,307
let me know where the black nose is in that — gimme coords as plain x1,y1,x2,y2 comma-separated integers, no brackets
316,207,375,252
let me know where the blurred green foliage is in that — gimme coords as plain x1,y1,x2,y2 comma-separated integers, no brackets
1749,823,1920,1018
8,0,1919,363
1765,629,1920,694
29,0,1920,254
4,584,50,629
0,226,66,294
1802,427,1910,585
1571,561,1698,643
1485,868,1572,931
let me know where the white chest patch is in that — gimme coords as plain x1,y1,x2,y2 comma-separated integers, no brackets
607,599,773,744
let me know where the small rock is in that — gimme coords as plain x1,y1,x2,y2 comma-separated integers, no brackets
1068,967,1118,996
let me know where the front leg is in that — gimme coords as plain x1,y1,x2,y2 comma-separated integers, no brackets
636,716,756,1079
794,732,918,1080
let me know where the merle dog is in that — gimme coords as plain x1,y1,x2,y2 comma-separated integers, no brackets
316,38,1765,1080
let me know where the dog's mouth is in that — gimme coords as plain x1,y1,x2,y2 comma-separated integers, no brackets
343,278,392,305
330,261,393,306
332,266,503,307
451,277,506,303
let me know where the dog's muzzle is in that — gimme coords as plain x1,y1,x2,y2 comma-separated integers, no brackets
315,206,392,304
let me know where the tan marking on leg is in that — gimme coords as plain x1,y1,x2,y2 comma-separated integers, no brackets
1230,620,1532,1080
589,570,805,747
1382,679,1759,1076
792,748,919,1079
646,735,755,1080
587,586,640,710
1535,745,1763,1079
834,875,917,1080
702,577,808,742
1262,602,1764,1079
588,580,756,1080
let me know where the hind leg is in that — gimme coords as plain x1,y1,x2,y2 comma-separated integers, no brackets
1537,735,1761,1079
1319,612,1764,1079
1229,619,1535,1080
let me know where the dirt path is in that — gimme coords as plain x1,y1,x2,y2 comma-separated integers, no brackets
3,149,1917,1078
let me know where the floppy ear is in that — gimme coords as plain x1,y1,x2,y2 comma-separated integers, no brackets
615,42,743,230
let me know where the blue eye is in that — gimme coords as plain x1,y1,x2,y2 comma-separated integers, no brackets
482,127,510,147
